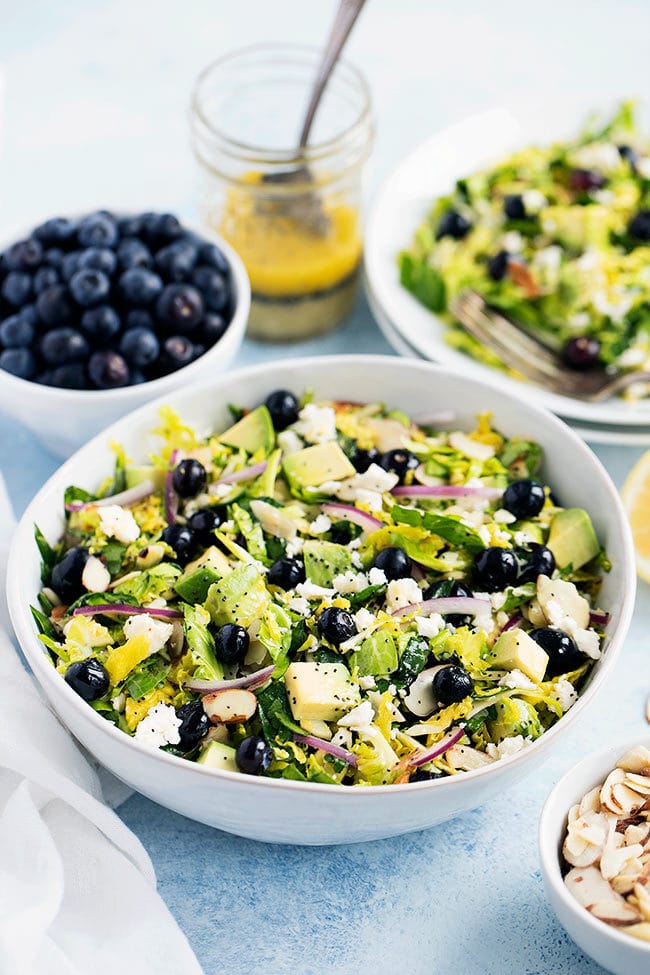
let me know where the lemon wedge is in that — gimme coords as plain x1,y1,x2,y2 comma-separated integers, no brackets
621,450,650,582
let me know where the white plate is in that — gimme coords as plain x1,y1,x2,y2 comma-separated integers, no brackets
366,275,650,447
365,107,650,429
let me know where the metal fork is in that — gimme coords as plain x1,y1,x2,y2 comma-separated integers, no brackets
450,289,650,402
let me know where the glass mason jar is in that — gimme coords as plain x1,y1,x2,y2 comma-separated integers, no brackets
190,44,374,341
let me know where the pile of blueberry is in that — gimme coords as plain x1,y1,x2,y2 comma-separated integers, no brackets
0,210,235,389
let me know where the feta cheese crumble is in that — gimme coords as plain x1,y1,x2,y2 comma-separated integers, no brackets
549,678,579,712
134,703,181,749
293,404,337,444
368,566,387,586
385,577,423,613
310,514,332,535
123,613,174,654
98,504,140,544
337,700,375,731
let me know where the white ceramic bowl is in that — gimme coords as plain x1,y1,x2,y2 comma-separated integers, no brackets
539,738,650,975
7,355,635,845
0,216,250,457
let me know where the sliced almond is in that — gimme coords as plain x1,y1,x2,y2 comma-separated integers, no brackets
601,768,627,813
617,746,650,774
623,772,650,797
627,922,650,942
646,696,650,725
564,866,621,908
366,417,411,453
568,803,581,824
634,882,650,921
627,823,650,847
601,843,644,881
579,786,602,817
612,783,648,816
249,499,297,541
202,688,258,725
588,900,642,925
446,744,493,772
571,811,609,848
563,833,600,868
82,555,111,593
612,873,641,895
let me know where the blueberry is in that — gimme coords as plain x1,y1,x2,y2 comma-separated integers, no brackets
36,284,74,327
88,350,130,388
236,735,272,775
0,347,36,379
142,212,182,247
40,327,89,365
191,343,206,362
44,247,65,269
504,194,527,220
172,458,207,498
569,169,606,193
118,215,144,237
61,251,82,281
155,240,198,281
201,312,228,345
265,389,299,431
51,546,90,602
628,210,650,242
317,606,357,646
155,283,204,331
50,363,88,389
351,445,380,473
411,768,446,782
117,237,153,270
516,543,556,584
473,547,518,592
33,217,77,246
130,369,147,385
618,145,639,169
424,579,474,627
0,314,34,347
372,546,410,582
80,305,121,343
488,250,510,281
198,242,230,274
214,623,249,665
161,524,197,565
17,304,38,328
191,265,230,312
329,521,355,545
33,266,59,294
125,309,154,331
118,268,164,306
119,327,160,366
502,478,545,519
78,247,117,276
528,627,584,678
378,448,418,484
187,506,226,545
2,271,32,306
69,268,111,307
77,212,119,248
5,238,43,271
267,556,305,590
176,701,210,750
64,658,110,701
563,336,601,371
432,665,473,705
160,335,195,371
436,209,472,240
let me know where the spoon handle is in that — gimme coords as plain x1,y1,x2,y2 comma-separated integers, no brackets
298,0,368,148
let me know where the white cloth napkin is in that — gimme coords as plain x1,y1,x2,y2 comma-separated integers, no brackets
0,473,203,975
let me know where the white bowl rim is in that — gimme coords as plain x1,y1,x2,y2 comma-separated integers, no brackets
6,354,636,797
0,212,251,402
539,735,650,952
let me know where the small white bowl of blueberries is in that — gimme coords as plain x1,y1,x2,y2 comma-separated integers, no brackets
0,209,250,456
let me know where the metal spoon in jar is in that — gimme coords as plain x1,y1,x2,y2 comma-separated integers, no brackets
260,0,368,235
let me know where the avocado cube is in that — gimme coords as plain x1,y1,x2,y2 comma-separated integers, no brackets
282,441,355,489
487,628,549,683
303,540,352,587
197,741,238,772
284,662,360,721
218,405,274,454
547,508,600,570
125,464,166,491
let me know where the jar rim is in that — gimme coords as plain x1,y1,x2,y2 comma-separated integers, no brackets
190,42,373,166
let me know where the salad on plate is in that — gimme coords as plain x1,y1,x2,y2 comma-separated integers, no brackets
399,103,650,397
32,391,609,786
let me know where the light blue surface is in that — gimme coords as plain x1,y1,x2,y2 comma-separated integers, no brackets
3,3,650,972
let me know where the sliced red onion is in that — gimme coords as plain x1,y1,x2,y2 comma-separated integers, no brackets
164,449,180,526
408,726,466,768
392,596,491,618
500,613,522,633
72,603,183,620
392,484,503,500
293,734,358,767
185,664,275,694
215,460,268,486
589,609,610,626
321,502,383,532
65,480,155,513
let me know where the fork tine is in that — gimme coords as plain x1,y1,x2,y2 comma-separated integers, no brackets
454,291,563,370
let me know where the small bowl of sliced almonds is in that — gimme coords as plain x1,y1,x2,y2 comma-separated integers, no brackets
540,741,650,975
